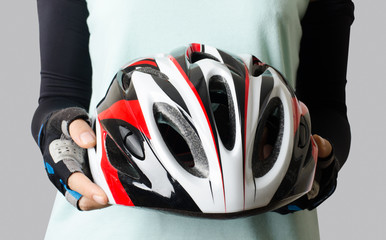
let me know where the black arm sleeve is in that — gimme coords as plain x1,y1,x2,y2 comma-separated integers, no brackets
31,0,92,144
296,0,355,169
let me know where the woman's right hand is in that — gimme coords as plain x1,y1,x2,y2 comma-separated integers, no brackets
39,107,109,211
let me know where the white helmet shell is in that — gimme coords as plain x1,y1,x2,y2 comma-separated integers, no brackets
88,43,317,217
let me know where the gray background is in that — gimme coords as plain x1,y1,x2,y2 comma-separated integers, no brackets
0,1,385,239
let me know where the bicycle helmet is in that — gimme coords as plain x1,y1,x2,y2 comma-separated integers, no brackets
88,43,318,217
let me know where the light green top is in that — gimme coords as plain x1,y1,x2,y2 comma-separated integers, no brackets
45,0,321,239
87,0,308,110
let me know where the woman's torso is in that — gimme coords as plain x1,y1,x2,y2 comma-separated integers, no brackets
45,0,320,239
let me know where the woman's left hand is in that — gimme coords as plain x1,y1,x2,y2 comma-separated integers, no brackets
274,134,339,214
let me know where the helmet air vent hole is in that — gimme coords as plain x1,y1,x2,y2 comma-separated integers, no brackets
209,75,236,150
252,98,284,178
251,56,268,77
121,71,133,91
298,122,308,149
189,52,220,64
153,103,209,178
105,134,140,180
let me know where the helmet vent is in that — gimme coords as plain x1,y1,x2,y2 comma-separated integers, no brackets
252,97,284,178
121,71,133,91
105,134,141,180
298,121,309,149
297,116,312,167
153,103,209,178
209,75,236,150
189,52,220,64
251,56,268,77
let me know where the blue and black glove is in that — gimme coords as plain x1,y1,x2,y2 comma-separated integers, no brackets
37,107,90,208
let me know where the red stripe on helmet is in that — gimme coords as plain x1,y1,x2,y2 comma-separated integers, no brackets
168,55,227,211
191,43,202,52
243,64,250,210
100,128,134,206
293,100,310,134
98,99,151,139
311,136,318,164
292,97,301,134
186,43,202,60
129,59,158,68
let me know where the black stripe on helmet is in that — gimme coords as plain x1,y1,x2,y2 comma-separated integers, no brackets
97,71,139,114
118,171,201,212
217,49,246,79
259,75,274,111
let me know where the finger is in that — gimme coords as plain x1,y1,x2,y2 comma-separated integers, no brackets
69,119,96,148
68,172,109,207
313,134,332,158
78,196,111,211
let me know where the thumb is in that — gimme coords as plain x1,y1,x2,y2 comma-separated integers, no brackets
69,119,96,148
313,134,332,159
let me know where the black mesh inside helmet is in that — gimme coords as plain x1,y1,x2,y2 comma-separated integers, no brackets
136,67,169,80
252,97,284,178
209,75,236,150
156,115,195,168
153,102,209,178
